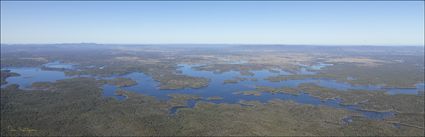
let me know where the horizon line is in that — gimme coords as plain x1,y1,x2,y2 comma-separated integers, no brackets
1,42,424,47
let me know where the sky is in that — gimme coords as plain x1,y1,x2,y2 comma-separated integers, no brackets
1,1,424,46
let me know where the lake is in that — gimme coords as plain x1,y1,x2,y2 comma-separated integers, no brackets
2,61,424,121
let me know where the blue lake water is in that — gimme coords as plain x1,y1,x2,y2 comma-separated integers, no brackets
43,61,75,69
1,67,74,89
102,84,126,101
1,62,423,121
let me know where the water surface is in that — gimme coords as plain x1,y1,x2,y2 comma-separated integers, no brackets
2,62,423,121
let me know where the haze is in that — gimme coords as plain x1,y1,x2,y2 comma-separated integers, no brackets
1,1,424,46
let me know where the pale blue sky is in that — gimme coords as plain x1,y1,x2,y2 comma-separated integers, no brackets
1,1,424,45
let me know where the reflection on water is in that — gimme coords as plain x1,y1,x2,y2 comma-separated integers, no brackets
1,62,423,120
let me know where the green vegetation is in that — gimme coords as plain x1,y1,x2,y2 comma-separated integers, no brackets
1,70,20,85
265,75,319,82
223,79,238,84
3,45,423,89
317,56,424,88
233,90,262,96
102,78,137,87
1,45,424,136
1,57,48,68
297,83,424,114
255,86,300,95
223,77,250,84
114,89,128,98
173,100,422,136
206,96,223,101
31,82,54,90
244,83,424,126
387,113,424,130
167,94,201,107
338,116,423,136
265,55,424,89
194,64,266,74
1,77,424,136
158,75,209,90
64,62,209,90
